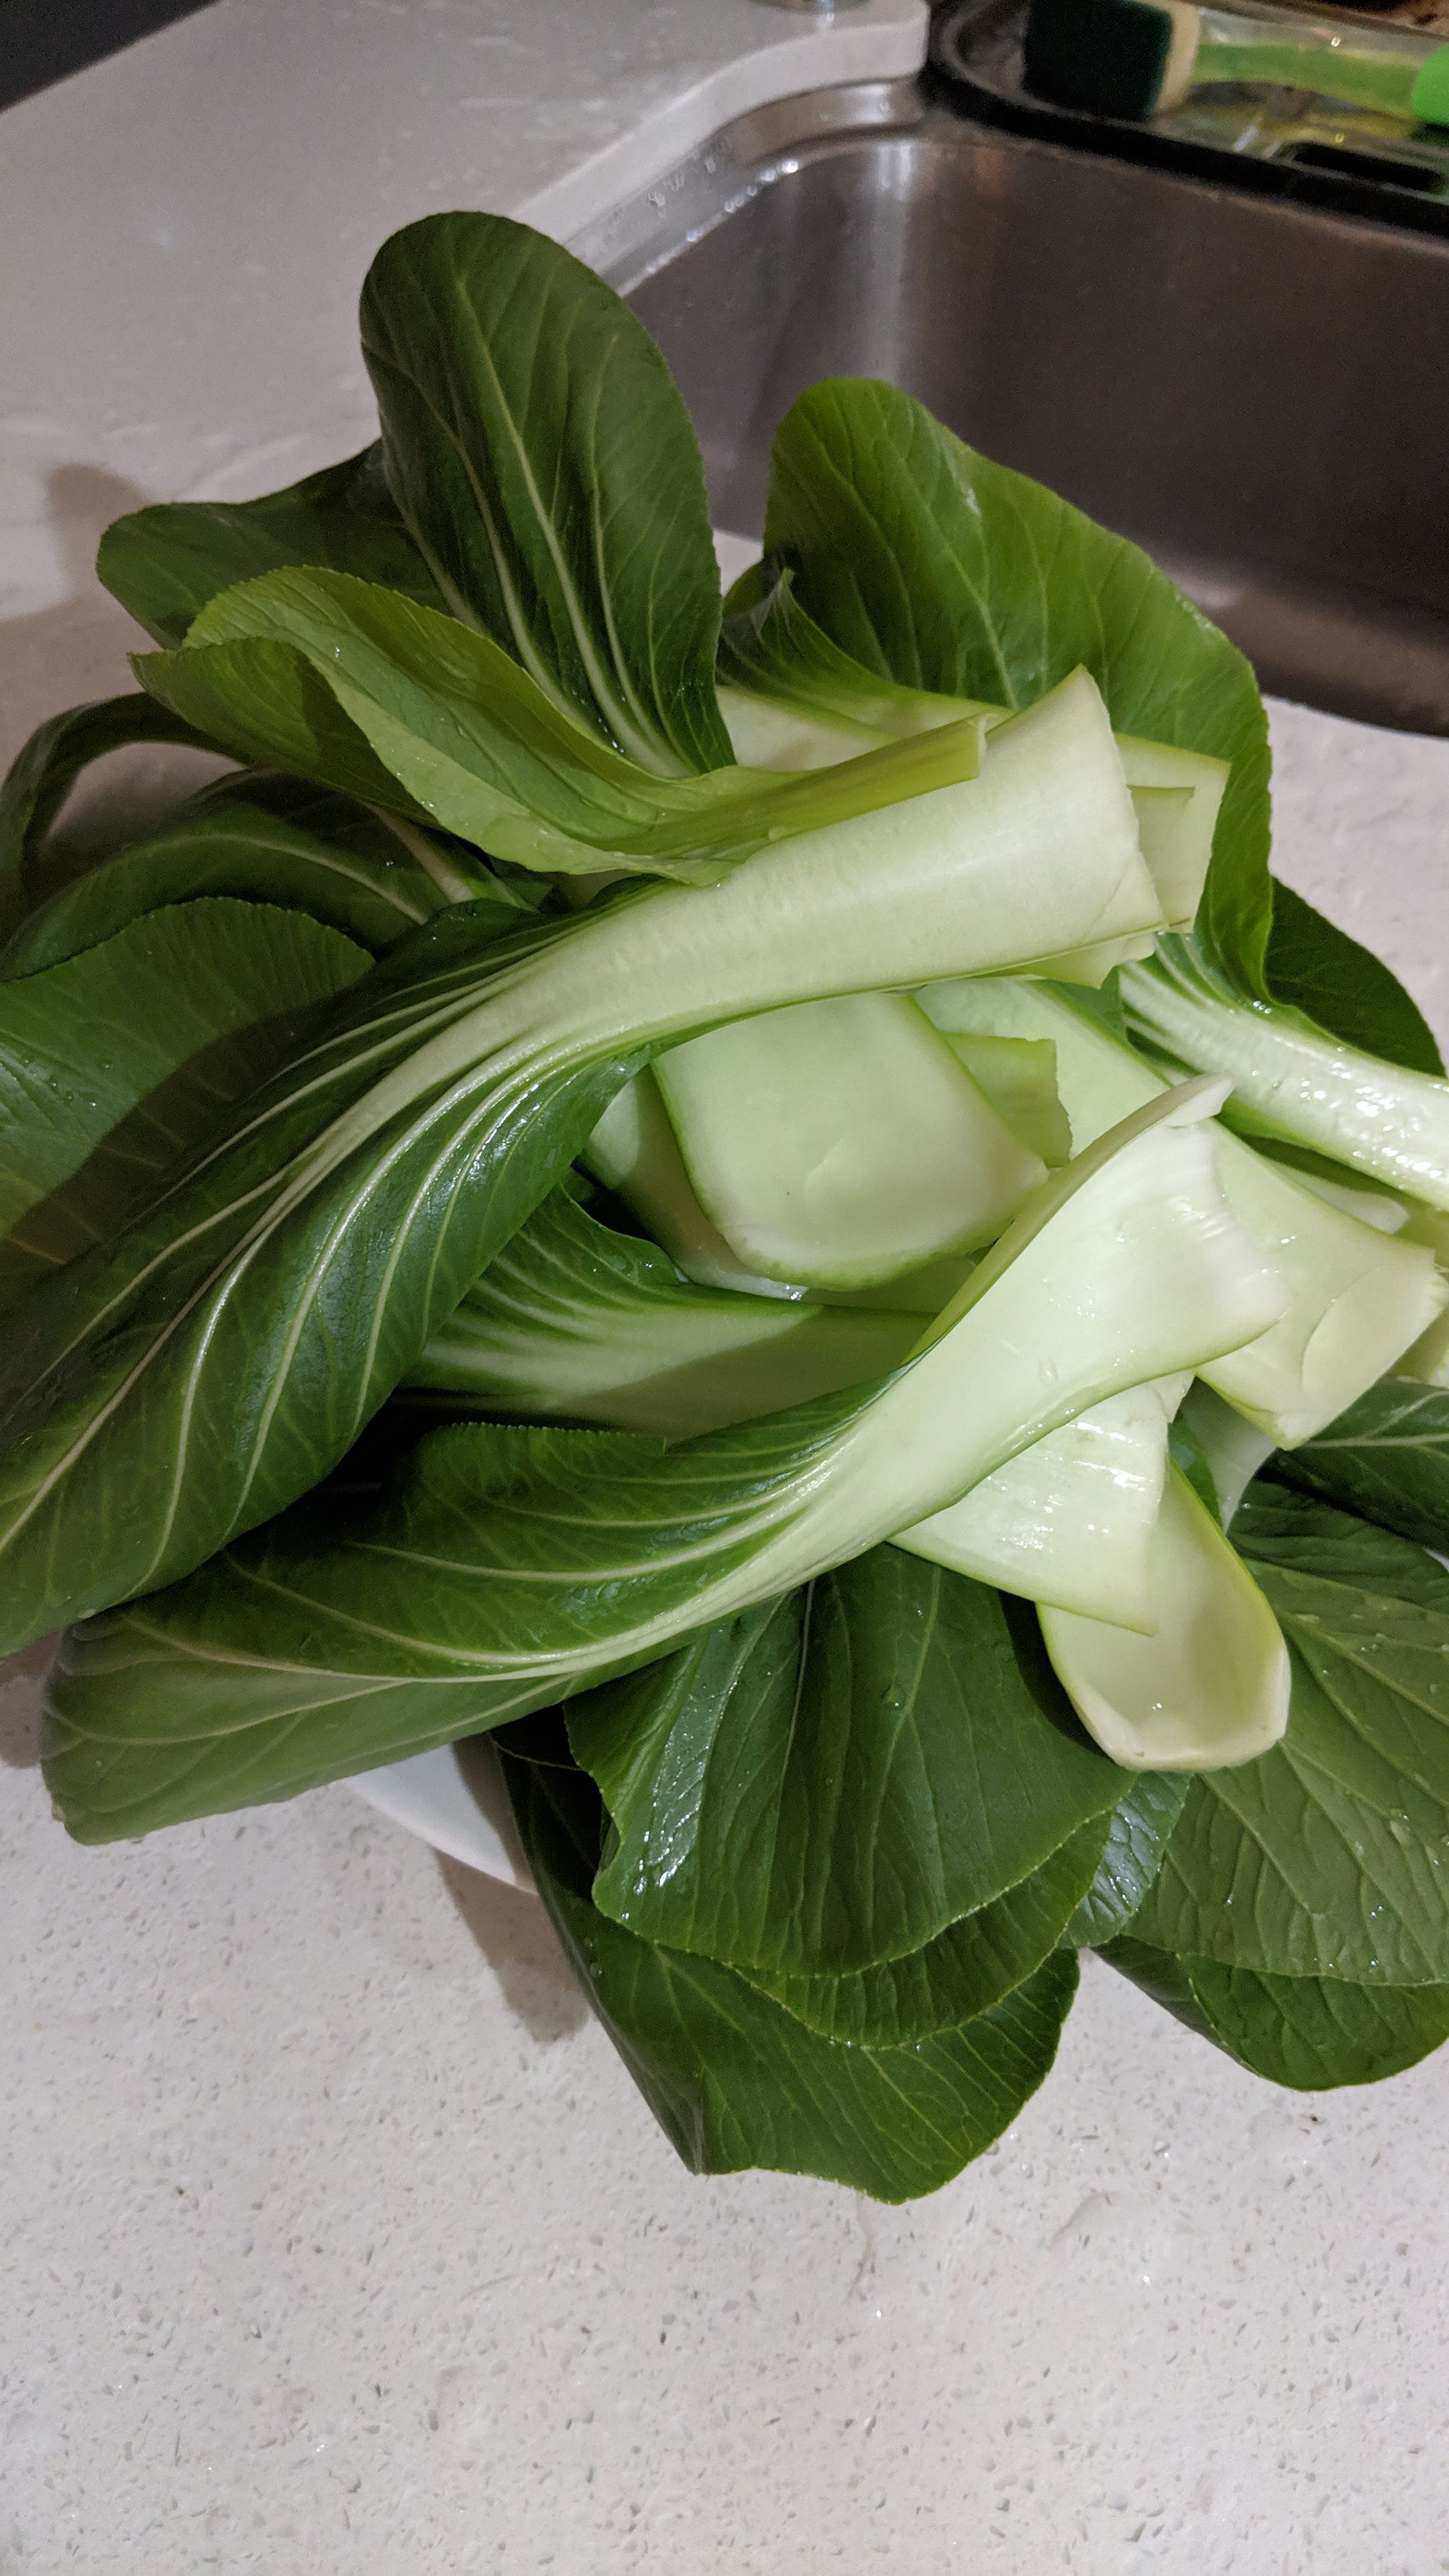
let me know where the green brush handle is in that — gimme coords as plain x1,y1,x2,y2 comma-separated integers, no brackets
1196,9,1449,125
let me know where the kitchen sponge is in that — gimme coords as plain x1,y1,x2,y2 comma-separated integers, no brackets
1023,0,1449,129
1024,0,1205,119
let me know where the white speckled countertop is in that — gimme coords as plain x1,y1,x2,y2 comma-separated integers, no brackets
4,4,1449,2571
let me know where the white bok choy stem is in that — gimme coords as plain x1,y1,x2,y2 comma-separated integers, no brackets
894,1375,1191,1631
1122,940,1449,1213
582,1069,806,1297
44,1081,1288,1838
653,993,1046,1290
718,639,1226,936
921,976,1448,1446
1039,1467,1291,1771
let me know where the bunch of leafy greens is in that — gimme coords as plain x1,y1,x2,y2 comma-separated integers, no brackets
7,209,1449,2204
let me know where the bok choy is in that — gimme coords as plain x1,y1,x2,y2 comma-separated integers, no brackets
12,203,1449,2197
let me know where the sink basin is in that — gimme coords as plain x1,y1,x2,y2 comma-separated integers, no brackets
574,78,1449,736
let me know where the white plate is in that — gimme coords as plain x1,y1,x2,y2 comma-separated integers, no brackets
350,1738,534,1886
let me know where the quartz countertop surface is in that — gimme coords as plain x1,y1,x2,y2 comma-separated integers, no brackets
4,4,1449,2571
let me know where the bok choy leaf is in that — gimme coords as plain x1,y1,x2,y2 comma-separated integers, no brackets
1122,937,1449,1213
136,567,993,884
360,212,734,777
736,377,1273,992
566,1548,1126,1978
40,1077,1285,1837
502,1749,1079,2202
97,443,446,649
402,1185,918,1436
0,773,500,979
0,693,229,939
1129,1487,1449,1982
1269,1374,1449,1556
0,692,1178,1658
0,898,369,1312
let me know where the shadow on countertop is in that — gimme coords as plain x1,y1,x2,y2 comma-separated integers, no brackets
436,1852,590,2047
0,1640,54,1768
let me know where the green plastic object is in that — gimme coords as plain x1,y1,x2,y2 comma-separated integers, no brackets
1411,45,1449,127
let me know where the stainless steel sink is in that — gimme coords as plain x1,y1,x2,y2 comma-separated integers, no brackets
573,79,1449,735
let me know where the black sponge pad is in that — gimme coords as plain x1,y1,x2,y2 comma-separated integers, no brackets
1022,0,1179,120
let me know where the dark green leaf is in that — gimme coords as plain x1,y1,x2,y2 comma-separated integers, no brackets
0,694,227,939
1,900,627,1660
1066,1774,1191,1947
34,1066,1273,1834
1131,1486,1449,1982
745,1815,1108,2045
40,1379,924,1842
0,774,489,977
1104,1936,1449,2090
1269,1379,1449,1560
137,568,983,882
502,1749,1078,2202
1191,1956,1449,2088
1167,1410,1221,1525
1097,1936,1218,2042
1238,1483,1449,1611
1265,878,1444,1078
568,1553,1126,1978
0,896,369,1311
360,212,732,775
751,377,1272,992
97,443,445,649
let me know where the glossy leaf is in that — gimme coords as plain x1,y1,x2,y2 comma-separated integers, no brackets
1271,1377,1449,1558
1130,1487,1449,1982
1265,877,1444,1078
1122,934,1449,1214
0,899,637,1659
718,568,980,739
405,1183,918,1436
0,896,369,1311
360,212,732,776
568,1555,1126,1978
0,692,226,938
502,1749,1079,2202
1104,1936,1449,2089
40,1083,1277,1833
1183,1957,1449,2088
749,377,1273,993
1236,1484,1449,1609
136,568,986,882
743,1816,1108,2045
1,747,1235,1666
0,773,497,978
97,443,445,649
1065,1773,1191,1947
